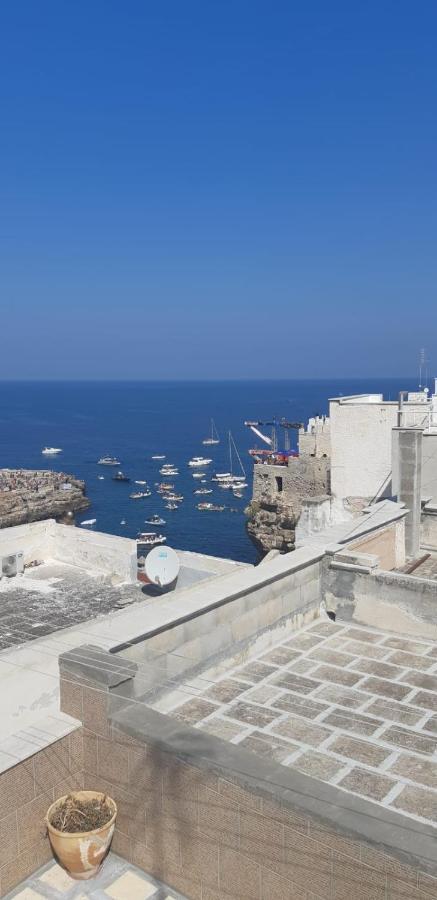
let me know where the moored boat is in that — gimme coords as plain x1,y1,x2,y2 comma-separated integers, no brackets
98,456,121,466
202,418,220,446
194,488,213,495
136,532,166,546
112,471,130,482
80,518,96,526
129,490,151,499
42,447,62,455
197,502,225,511
188,456,212,467
144,514,166,525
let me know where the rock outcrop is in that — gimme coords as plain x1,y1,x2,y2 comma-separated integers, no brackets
0,469,90,528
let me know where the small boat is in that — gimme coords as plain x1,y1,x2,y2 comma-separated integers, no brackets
194,488,213,495
136,532,167,546
188,456,212,467
98,456,121,466
157,482,174,492
165,502,178,510
202,418,220,446
120,519,127,525
112,471,130,482
135,480,148,485
160,468,179,475
129,491,151,499
42,447,62,455
151,455,166,460
80,518,96,526
232,482,248,490
165,493,183,501
144,514,166,525
97,475,105,480
197,502,225,511
192,472,206,479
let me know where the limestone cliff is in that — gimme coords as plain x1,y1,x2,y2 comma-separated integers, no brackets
246,457,330,555
0,469,90,528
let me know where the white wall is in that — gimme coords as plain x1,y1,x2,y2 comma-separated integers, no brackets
52,524,137,582
0,519,54,565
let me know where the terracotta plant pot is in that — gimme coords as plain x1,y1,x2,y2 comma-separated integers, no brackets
46,790,117,880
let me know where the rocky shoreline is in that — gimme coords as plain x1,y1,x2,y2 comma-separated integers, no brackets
0,469,90,528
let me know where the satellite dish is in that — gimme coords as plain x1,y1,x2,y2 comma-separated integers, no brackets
144,545,180,587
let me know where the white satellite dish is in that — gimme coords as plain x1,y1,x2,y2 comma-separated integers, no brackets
144,545,180,587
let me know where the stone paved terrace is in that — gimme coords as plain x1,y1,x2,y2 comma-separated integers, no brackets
156,618,437,829
5,854,187,900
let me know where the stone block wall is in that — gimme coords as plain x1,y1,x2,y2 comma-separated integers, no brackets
0,730,84,896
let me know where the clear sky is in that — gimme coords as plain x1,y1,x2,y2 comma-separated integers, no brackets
1,1,436,380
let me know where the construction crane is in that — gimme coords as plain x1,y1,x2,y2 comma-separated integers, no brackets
244,418,303,453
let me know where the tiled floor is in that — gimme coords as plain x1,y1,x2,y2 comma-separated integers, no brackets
5,854,187,900
163,618,437,828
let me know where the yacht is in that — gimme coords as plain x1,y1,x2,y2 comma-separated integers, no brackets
136,532,166,546
144,514,166,526
129,490,151,499
160,467,179,475
42,447,62,455
112,471,130,482
188,456,212,467
98,456,121,466
197,502,225,511
202,418,220,446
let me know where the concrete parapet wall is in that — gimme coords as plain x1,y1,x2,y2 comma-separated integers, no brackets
324,562,437,640
421,507,437,551
52,524,137,582
348,520,405,571
0,519,54,566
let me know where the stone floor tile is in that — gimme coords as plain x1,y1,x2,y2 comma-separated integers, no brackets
8,891,45,900
272,671,321,694
260,646,301,666
386,651,435,671
342,640,390,660
311,664,362,687
244,684,283,704
328,734,390,766
203,679,249,703
236,661,278,682
307,648,355,667
382,638,430,654
410,691,437,712
38,863,76,892
364,698,423,726
307,621,344,636
322,709,382,737
224,701,281,727
271,693,329,720
359,677,412,701
381,725,437,756
106,870,157,899
422,715,437,733
344,628,384,644
349,658,407,680
315,684,371,709
392,784,437,822
284,633,324,651
291,750,344,780
389,753,437,787
239,730,298,762
272,715,332,747
338,767,395,801
287,658,318,675
199,717,247,741
402,671,437,692
173,698,218,724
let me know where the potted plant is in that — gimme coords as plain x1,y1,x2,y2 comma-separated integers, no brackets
46,791,117,880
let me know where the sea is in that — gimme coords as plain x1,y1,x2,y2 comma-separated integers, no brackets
0,378,421,565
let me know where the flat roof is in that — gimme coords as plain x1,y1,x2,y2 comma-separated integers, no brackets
160,618,437,830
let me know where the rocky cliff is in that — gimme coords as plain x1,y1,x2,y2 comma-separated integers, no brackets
246,457,330,555
0,469,90,528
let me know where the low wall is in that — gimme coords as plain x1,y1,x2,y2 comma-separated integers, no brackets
324,560,437,639
50,524,137,582
56,649,437,900
0,519,53,567
0,729,83,897
348,519,405,571
421,507,437,551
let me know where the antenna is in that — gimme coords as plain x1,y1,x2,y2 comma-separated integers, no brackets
419,348,427,390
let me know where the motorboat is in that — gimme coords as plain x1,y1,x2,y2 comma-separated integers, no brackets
136,532,166,546
144,514,166,525
42,447,62,455
160,468,179,475
120,519,127,525
165,502,178,510
233,492,243,499
135,480,148,485
98,456,121,466
80,518,96,526
112,471,130,482
97,475,105,480
202,418,220,446
188,456,212,467
232,482,248,490
129,491,151,499
197,502,225,511
165,493,183,501
157,482,174,492
194,488,213,495
192,472,206,479
151,455,166,460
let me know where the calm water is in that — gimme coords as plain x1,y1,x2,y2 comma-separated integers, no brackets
0,379,419,564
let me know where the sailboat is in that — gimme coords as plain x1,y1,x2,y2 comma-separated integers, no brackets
214,432,246,486
202,418,220,446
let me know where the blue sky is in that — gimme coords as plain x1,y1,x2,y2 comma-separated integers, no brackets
1,1,436,379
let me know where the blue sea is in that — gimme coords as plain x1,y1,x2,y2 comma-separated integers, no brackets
0,379,420,564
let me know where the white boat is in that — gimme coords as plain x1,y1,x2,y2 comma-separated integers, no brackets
151,455,166,460
144,515,166,525
80,518,96,526
165,493,183,501
197,502,225,511
97,475,105,480
160,468,179,475
136,532,166,546
120,519,127,525
98,456,121,466
202,418,220,446
215,433,247,485
188,456,212,467
194,488,213,495
42,447,62,455
135,480,148,485
192,472,206,479
165,502,178,510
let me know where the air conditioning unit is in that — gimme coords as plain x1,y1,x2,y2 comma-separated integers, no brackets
1,552,25,578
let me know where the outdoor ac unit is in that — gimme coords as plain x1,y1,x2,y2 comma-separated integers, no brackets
1,552,25,578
